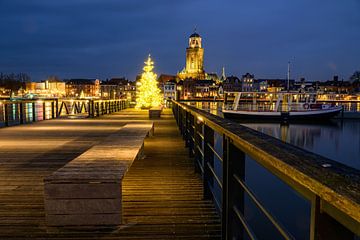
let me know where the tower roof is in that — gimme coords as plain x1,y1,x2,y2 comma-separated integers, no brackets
190,32,200,38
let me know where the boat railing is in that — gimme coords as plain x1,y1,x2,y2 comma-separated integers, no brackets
173,100,360,239
224,102,322,112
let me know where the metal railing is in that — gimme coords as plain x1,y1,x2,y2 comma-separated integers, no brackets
57,99,128,117
172,100,360,240
0,99,128,127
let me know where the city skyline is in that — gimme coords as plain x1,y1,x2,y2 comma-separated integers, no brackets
0,0,359,81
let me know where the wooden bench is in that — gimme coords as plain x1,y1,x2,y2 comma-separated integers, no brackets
44,122,154,227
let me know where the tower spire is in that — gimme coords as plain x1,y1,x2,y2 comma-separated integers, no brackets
287,61,290,91
221,66,226,81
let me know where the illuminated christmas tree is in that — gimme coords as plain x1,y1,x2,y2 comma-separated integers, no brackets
135,55,162,109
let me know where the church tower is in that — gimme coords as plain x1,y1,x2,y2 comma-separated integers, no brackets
178,31,206,80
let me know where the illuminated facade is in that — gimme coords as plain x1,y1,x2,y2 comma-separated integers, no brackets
177,32,206,80
65,79,100,98
25,80,66,97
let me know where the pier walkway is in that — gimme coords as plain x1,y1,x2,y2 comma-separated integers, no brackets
0,108,221,239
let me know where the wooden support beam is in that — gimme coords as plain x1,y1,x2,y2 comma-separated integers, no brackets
224,140,246,239
310,196,354,240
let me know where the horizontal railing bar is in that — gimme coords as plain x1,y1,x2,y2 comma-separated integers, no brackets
233,174,294,240
206,142,223,162
196,145,204,157
207,162,223,189
233,205,258,240
195,157,204,174
208,182,222,213
196,131,204,140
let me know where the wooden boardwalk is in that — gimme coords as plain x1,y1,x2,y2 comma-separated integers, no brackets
0,108,220,239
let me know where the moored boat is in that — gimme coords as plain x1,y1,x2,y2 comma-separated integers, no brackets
222,92,343,122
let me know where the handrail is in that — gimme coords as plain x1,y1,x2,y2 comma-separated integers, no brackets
1,98,128,127
172,100,360,238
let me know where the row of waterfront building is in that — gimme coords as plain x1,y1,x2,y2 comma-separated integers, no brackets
9,71,359,102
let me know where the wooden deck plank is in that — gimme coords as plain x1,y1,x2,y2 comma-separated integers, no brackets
0,108,221,239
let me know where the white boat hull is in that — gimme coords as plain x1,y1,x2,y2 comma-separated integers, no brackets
222,106,342,121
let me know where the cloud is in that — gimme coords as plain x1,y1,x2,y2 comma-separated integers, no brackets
328,62,337,71
0,0,359,81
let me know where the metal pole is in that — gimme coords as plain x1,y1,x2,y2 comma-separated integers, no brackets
203,125,214,200
51,101,55,119
310,195,353,240
43,102,46,120
19,102,24,124
55,99,59,118
287,61,290,92
4,103,9,127
32,102,36,122
223,140,246,239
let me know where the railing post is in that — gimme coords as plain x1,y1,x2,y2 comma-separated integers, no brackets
19,102,24,124
223,139,246,239
43,102,46,120
92,100,95,117
194,117,203,174
51,101,55,119
179,107,184,136
55,99,59,118
4,103,9,127
188,113,194,157
88,100,92,117
32,102,36,122
177,105,180,124
184,111,189,147
96,102,100,116
310,195,353,240
203,124,214,200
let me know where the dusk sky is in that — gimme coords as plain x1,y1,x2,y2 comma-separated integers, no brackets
0,0,359,81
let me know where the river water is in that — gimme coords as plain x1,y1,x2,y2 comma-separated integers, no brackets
191,101,359,239
194,101,360,170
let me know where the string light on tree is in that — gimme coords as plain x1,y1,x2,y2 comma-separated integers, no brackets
135,55,162,109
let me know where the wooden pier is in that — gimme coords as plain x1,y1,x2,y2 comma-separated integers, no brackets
0,108,221,239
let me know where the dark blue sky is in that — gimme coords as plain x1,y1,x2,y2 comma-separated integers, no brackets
0,0,359,81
